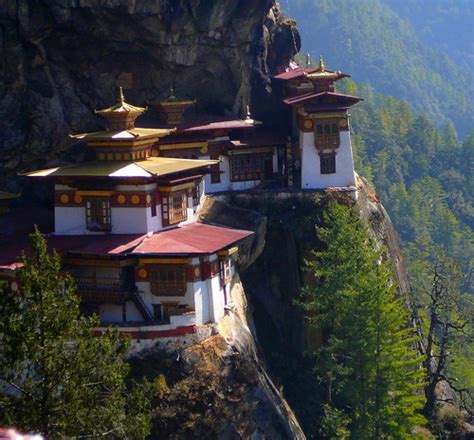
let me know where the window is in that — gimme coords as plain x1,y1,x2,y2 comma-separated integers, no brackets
220,258,232,287
161,191,187,226
320,153,336,174
315,120,340,148
152,304,162,321
150,266,187,296
85,197,111,232
151,193,157,217
230,154,272,182
210,163,221,184
192,183,201,206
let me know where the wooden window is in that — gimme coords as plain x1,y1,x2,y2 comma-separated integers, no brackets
315,120,340,148
150,266,187,296
85,197,111,232
161,191,187,226
320,153,336,174
220,258,232,287
192,183,201,206
230,154,272,182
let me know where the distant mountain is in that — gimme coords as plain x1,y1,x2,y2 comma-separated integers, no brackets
286,0,473,137
383,0,474,72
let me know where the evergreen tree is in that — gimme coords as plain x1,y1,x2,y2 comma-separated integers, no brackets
0,228,153,439
297,201,425,439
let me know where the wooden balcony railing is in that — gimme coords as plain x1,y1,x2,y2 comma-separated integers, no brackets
74,276,131,293
150,281,187,297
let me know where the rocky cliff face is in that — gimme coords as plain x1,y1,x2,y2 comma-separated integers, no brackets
199,181,413,434
0,0,299,191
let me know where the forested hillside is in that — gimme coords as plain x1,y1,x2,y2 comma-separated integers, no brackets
383,0,474,72
287,0,473,136
339,78,474,412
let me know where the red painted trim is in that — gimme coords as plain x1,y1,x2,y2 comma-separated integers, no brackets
94,325,196,339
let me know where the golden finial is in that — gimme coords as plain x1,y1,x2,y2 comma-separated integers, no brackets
318,55,326,72
246,105,251,120
117,86,125,105
167,84,177,101
306,53,312,67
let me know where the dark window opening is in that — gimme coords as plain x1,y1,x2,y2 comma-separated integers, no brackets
210,163,221,184
230,154,272,182
320,153,336,174
86,197,111,232
151,194,157,217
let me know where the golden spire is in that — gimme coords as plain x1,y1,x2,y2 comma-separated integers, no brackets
318,55,326,72
117,86,125,105
95,87,146,130
167,84,178,102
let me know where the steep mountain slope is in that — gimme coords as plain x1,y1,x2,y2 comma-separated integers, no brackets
286,0,473,136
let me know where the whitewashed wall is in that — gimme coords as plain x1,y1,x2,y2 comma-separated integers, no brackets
301,131,356,189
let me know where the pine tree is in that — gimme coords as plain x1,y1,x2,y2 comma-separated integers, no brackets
297,201,426,439
0,228,153,439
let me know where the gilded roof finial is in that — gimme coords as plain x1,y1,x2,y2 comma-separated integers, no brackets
306,53,312,67
117,86,125,105
246,105,251,120
167,83,177,102
318,55,326,72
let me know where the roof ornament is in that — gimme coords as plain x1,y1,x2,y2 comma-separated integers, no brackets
244,105,262,126
306,53,312,67
167,84,178,102
318,55,326,72
117,86,125,105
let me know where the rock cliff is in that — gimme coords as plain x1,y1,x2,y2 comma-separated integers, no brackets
0,0,298,191
199,179,413,434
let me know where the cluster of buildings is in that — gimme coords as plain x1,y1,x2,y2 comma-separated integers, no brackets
0,57,361,345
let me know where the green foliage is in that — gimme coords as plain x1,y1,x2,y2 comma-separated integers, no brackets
297,201,426,439
288,0,473,136
0,228,153,439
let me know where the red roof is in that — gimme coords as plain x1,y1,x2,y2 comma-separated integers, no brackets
0,234,146,270
283,91,362,106
273,67,318,81
0,223,253,270
179,118,254,133
132,223,253,255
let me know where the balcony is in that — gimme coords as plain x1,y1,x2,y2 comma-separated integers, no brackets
150,280,187,297
74,276,130,304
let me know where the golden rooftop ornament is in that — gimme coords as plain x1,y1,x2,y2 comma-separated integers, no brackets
95,87,147,130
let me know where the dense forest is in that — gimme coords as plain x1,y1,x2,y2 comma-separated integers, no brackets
339,77,474,412
287,0,473,136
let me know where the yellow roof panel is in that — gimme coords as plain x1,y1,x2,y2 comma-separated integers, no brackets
136,157,217,176
70,127,173,142
24,157,218,179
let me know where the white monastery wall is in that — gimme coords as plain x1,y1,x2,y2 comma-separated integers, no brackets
55,207,86,235
301,131,356,189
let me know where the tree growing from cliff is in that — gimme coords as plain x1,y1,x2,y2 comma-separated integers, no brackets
0,228,153,439
297,201,426,439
